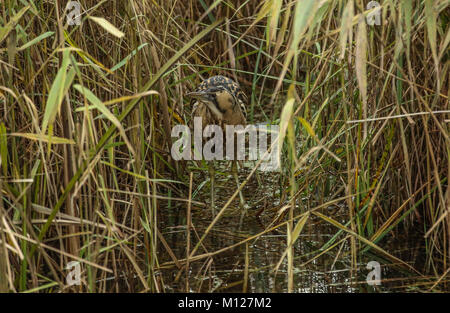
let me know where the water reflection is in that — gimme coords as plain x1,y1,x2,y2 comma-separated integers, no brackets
158,164,427,293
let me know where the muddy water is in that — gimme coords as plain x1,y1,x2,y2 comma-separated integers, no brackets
158,163,428,293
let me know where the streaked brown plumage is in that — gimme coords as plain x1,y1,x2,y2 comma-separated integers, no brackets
187,75,247,216
189,75,247,127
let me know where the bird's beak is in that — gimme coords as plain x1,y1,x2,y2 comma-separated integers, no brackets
186,91,211,102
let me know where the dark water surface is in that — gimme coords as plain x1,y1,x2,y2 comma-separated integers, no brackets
158,162,432,293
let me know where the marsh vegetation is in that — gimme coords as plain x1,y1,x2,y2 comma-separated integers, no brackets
0,0,449,292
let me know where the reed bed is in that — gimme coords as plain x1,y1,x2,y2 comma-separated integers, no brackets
0,0,448,292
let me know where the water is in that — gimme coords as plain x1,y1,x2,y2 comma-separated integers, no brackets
157,164,430,293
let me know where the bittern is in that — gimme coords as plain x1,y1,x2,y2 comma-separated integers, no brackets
187,75,247,216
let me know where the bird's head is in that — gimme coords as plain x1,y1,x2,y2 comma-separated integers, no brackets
187,85,247,124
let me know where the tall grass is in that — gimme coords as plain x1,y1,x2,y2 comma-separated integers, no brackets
0,0,448,292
